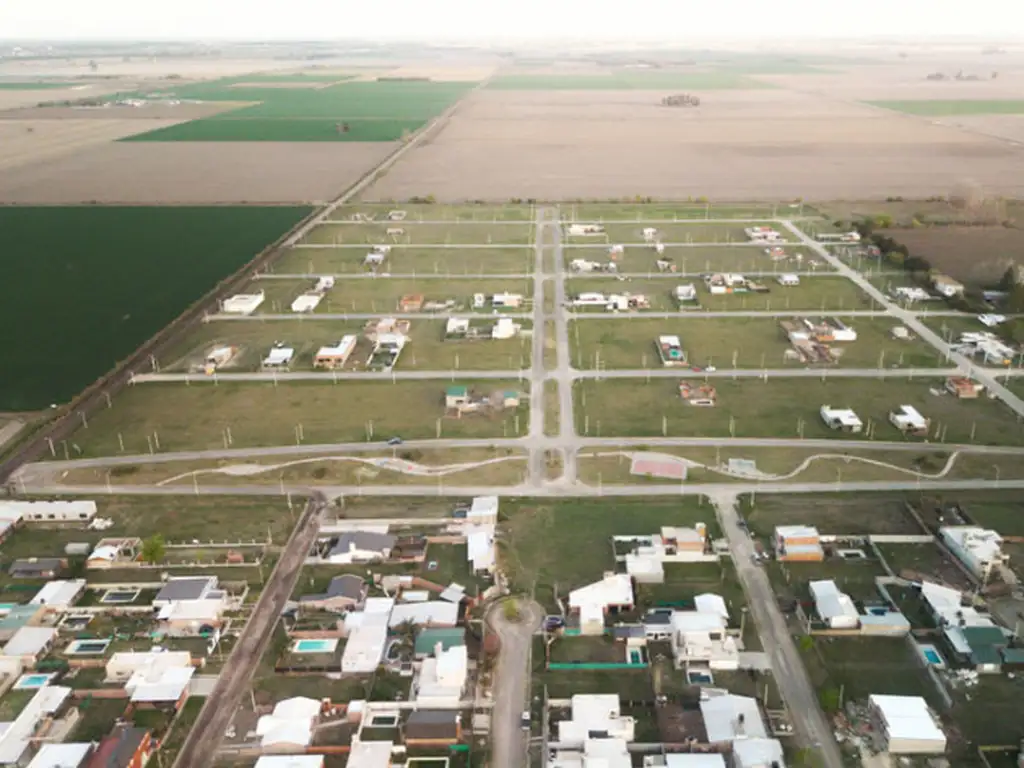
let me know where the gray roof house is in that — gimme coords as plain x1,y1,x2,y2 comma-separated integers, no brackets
327,532,397,564
9,558,65,579
154,576,219,607
299,575,368,612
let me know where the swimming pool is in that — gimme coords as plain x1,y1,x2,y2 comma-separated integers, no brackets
14,673,54,690
917,643,946,669
65,638,111,655
292,638,339,654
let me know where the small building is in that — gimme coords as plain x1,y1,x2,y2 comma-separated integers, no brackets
566,223,605,236
398,294,424,312
126,664,195,707
774,525,824,562
154,576,219,608
1,500,97,524
26,744,94,768
889,405,929,436
642,227,659,242
890,326,912,341
290,293,323,313
569,573,635,635
29,579,86,611
9,558,65,579
446,385,470,409
445,317,470,337
106,651,193,683
656,335,687,366
341,598,393,673
700,693,768,744
344,742,392,768
744,227,783,243
670,610,738,671
2,626,57,662
221,291,264,315
257,697,321,750
868,694,946,754
932,274,965,298
389,601,459,628
387,210,406,221
491,317,520,339
0,687,72,765
86,537,141,569
404,710,461,746
679,381,717,406
156,598,226,637
328,532,396,564
415,644,467,706
809,580,859,629
558,695,635,747
367,332,406,370
262,345,295,369
492,292,523,309
299,575,367,613
820,405,863,433
674,284,698,304
0,605,44,643
939,526,1007,581
777,274,800,286
203,345,236,373
314,336,357,369
467,525,496,573
893,286,931,303
945,376,983,399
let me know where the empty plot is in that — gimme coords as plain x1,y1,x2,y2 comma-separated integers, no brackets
487,72,767,90
746,493,923,536
122,117,425,142
574,377,1024,446
277,246,533,275
877,227,1024,286
564,244,828,274
328,204,535,222
869,100,1024,116
570,317,943,370
566,221,785,244
562,203,783,220
71,380,528,456
301,222,534,245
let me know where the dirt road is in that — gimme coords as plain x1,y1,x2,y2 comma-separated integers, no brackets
171,493,327,767
488,600,542,768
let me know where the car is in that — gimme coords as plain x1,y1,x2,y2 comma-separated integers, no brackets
387,437,403,446
521,711,531,729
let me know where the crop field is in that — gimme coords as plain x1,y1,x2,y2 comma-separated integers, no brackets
123,79,475,142
0,205,310,411
564,244,829,274
570,317,944,370
67,379,529,456
566,276,875,312
247,276,533,313
163,318,532,372
487,72,768,90
868,100,1024,116
574,377,1024,445
276,245,534,275
300,222,534,245
875,226,1024,285
563,221,781,244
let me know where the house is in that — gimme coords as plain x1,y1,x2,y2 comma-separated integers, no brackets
569,573,634,635
291,293,323,313
327,531,396,564
364,317,410,340
398,294,424,312
86,537,141,569
156,597,227,637
491,317,521,339
774,526,823,561
674,284,698,304
932,274,965,298
679,381,717,406
389,601,459,628
367,332,407,370
9,558,65,579
344,742,392,768
946,624,1016,673
889,405,929,437
0,687,72,765
1,500,97,524
299,575,367,612
415,644,467,706
255,757,325,768
625,554,664,584
671,609,738,671
257,697,321,749
809,580,859,629
30,579,86,610
364,250,386,269
126,664,195,707
572,292,607,307
551,739,630,768
732,739,788,768
956,333,1015,366
26,743,94,768
704,273,751,294
203,345,236,373
262,345,295,369
446,385,470,409
868,694,946,754
940,526,1007,581
656,335,687,366
467,495,499,523
491,292,523,309
820,405,863,433
413,627,466,659
341,598,393,673
777,274,800,286
445,317,470,337
920,582,991,629
314,336,357,369
643,227,659,242
313,276,335,293
700,692,768,744
558,694,635,747
0,605,44,643
106,651,193,683
154,576,219,608
221,291,264,315
893,286,931,303
466,525,496,573
945,377,984,399
404,710,462,746
567,224,605,236
744,227,782,243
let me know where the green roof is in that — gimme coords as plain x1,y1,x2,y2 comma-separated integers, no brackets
414,627,466,656
0,604,40,631
962,625,1009,666
446,385,468,396
1000,648,1024,665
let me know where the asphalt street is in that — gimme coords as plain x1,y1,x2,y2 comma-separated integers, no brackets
488,600,542,768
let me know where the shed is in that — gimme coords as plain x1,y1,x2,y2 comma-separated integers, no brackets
869,694,946,754
404,710,461,745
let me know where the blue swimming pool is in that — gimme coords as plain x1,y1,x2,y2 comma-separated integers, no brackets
917,643,946,669
293,638,338,654
14,673,54,690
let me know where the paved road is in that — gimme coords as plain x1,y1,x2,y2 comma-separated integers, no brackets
568,308,988,319
208,311,531,322
172,494,326,768
258,272,536,280
550,208,579,483
527,208,552,485
488,600,542,768
711,491,843,768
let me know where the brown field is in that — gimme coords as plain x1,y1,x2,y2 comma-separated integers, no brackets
882,227,1024,284
0,141,396,204
0,57,326,79
0,103,242,120
936,114,1024,145
367,87,1024,201
0,83,126,111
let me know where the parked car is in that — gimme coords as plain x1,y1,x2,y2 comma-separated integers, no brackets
387,437,403,446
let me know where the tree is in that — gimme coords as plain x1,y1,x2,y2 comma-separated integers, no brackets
798,635,815,653
141,534,165,564
819,685,842,713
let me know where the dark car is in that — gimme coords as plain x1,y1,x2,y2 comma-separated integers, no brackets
387,437,403,446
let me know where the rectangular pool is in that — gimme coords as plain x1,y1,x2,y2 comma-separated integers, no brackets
916,643,946,669
14,673,55,690
65,638,112,655
292,638,339,654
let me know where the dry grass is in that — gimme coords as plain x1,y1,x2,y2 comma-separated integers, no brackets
880,227,1024,285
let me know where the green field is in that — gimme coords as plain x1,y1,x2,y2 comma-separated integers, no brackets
487,72,768,90
574,377,1024,446
122,79,475,142
565,244,828,274
0,81,78,90
69,380,528,455
301,222,534,246
570,317,943,370
276,245,534,275
868,99,1024,116
0,206,310,411
564,221,781,244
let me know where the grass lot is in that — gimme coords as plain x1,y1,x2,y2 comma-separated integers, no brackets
123,117,425,142
502,497,719,611
276,246,534,275
744,493,925,537
544,381,559,437
949,675,1024,749
249,276,533,314
564,244,829,274
875,543,974,588
487,72,768,90
868,100,1024,116
69,380,528,456
952,491,1024,535
574,377,1024,445
564,221,781,244
162,318,532,372
0,206,310,411
0,81,78,89
566,276,874,311
766,556,888,602
301,222,534,246
569,317,942,370
559,203,787,220
329,204,535,222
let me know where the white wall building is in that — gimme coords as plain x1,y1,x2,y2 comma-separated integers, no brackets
868,694,946,754
558,694,635,747
820,406,863,433
809,580,859,629
341,598,393,673
415,644,468,706
671,610,738,671
939,526,1008,581
257,697,321,749
569,573,634,635
0,500,97,524
889,405,929,435
29,579,86,610
0,686,71,765
221,291,264,315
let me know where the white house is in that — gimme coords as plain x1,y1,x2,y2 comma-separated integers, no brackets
126,664,195,704
567,224,605,236
467,496,499,523
106,651,193,683
29,579,86,610
0,500,97,524
569,573,634,635
671,610,738,671
744,227,783,243
732,739,788,768
777,274,800,286
290,293,323,313
868,694,946,754
388,601,459,628
889,405,929,436
573,292,607,307
341,598,393,673
932,274,965,298
492,292,523,308
415,644,467,706
327,531,396,564
820,405,863,433
25,744,94,768
809,580,859,629
491,317,520,340
939,526,1008,581
893,286,931,303
0,686,71,765
466,525,496,573
344,742,392,768
262,346,295,369
699,692,768,743
558,694,635,747
221,291,265,315
314,336,358,369
2,627,56,662
257,697,321,749
674,284,698,303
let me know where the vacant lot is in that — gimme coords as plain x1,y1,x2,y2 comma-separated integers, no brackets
879,227,1024,285
574,377,1024,445
560,203,784,220
300,222,534,245
164,318,532,372
328,203,535,222
487,72,767,90
868,100,1024,116
0,206,309,410
564,221,778,244
0,142,396,204
570,316,941,369
745,492,924,536
70,380,528,455
276,245,533,275
564,244,828,274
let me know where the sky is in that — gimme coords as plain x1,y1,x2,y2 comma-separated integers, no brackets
1,0,1023,41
